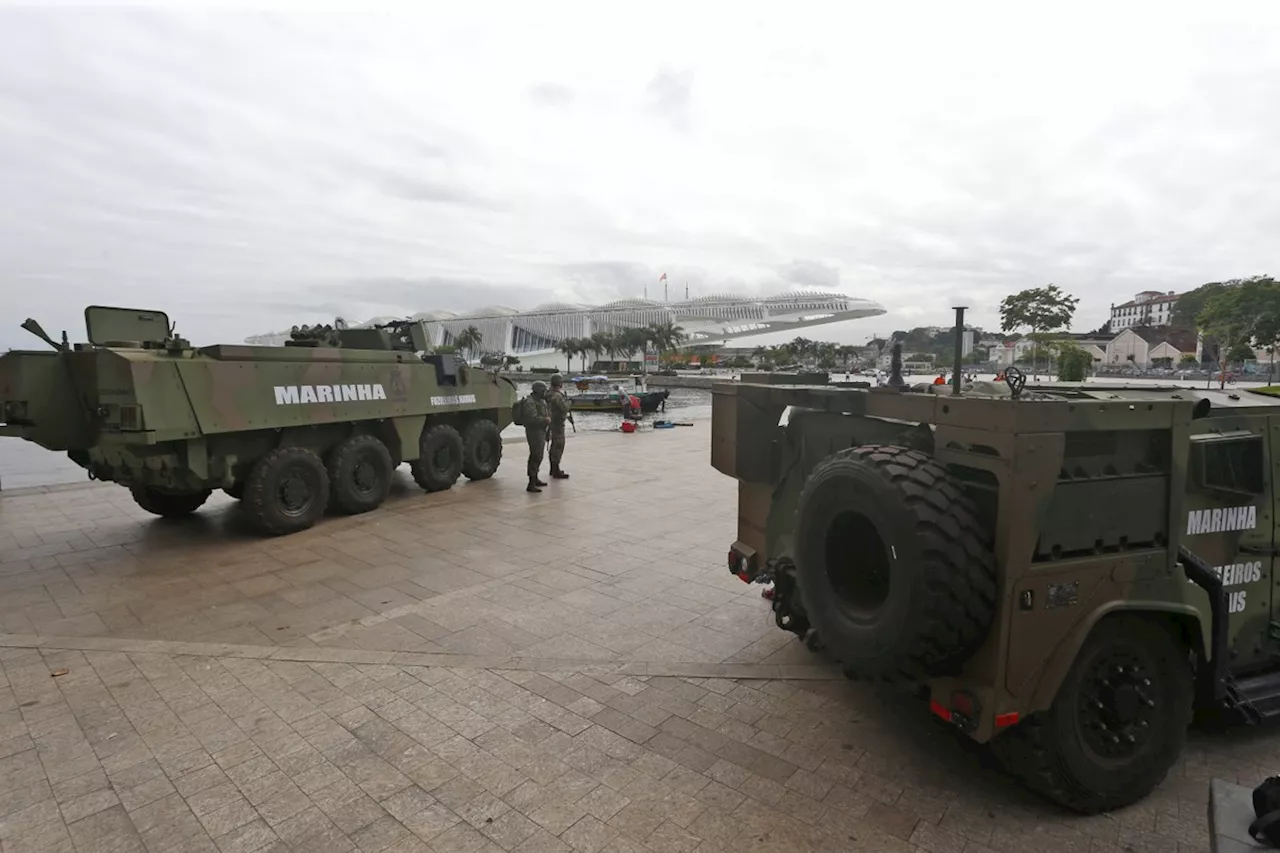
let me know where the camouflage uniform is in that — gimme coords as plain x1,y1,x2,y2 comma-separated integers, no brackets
547,374,572,479
525,382,552,492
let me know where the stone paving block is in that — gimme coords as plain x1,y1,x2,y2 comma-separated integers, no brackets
0,426,1263,852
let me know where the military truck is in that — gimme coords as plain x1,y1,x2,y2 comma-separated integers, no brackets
712,327,1280,814
0,306,516,535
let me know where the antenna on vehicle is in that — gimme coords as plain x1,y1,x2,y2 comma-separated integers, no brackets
952,306,967,396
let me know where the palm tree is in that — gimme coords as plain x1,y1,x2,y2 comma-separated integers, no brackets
790,337,814,363
620,328,649,371
455,326,483,363
648,321,687,367
588,332,612,372
556,338,579,374
604,333,627,369
575,340,591,373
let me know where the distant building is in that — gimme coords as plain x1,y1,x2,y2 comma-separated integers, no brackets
245,291,885,370
1110,290,1182,331
1105,327,1201,367
993,333,1111,368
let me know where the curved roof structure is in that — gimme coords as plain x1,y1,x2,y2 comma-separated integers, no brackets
243,290,886,356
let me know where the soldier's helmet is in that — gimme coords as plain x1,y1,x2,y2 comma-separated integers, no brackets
531,381,547,395
550,374,564,387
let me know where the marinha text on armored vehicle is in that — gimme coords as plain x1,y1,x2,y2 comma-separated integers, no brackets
0,307,516,535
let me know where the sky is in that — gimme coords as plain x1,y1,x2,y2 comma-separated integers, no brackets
2,2,1279,350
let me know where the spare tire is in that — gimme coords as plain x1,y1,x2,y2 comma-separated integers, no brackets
793,444,996,681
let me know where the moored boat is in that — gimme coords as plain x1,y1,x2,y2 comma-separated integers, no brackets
566,376,670,413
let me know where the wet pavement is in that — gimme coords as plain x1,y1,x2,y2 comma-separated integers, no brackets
0,423,1255,852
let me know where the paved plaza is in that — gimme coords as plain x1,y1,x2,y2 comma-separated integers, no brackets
0,424,1260,852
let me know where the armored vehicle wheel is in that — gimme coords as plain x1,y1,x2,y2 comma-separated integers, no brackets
461,419,503,481
326,435,393,515
992,615,1193,814
223,483,244,500
243,446,330,535
131,486,211,519
793,445,996,681
411,424,464,492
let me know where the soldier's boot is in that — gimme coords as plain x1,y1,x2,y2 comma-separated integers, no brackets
551,466,569,479
526,481,542,493
535,477,548,486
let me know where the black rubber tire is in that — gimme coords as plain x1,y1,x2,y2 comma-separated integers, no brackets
991,615,1194,814
410,424,464,492
325,435,393,515
461,419,503,481
243,446,330,535
131,486,211,519
223,482,244,500
793,444,996,681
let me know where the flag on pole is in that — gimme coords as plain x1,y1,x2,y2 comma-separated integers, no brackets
658,273,667,282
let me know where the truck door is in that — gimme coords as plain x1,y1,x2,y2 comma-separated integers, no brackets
1184,422,1274,670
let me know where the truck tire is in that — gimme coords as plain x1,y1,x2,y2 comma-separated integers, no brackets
792,445,996,681
326,435,393,514
461,419,503,481
243,446,330,535
131,486,211,519
992,614,1194,814
410,424,463,492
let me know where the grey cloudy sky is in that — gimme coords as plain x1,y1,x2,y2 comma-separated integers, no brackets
2,2,1279,349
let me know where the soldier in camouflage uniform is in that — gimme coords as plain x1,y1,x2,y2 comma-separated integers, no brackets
547,374,572,480
525,381,552,493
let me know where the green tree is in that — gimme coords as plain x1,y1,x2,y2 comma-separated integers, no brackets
556,338,579,373
1172,283,1232,330
647,322,687,365
619,327,650,370
1197,277,1280,386
454,326,483,362
1179,354,1199,366
1054,342,1092,381
999,284,1080,376
574,340,591,372
588,332,611,370
1247,278,1280,381
1226,342,1256,364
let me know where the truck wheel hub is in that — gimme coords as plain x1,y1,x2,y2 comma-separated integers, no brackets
279,474,312,514
1080,654,1155,757
353,460,377,492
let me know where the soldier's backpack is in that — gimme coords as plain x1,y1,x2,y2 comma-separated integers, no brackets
512,396,529,427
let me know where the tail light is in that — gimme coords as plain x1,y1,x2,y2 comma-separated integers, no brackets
727,546,754,582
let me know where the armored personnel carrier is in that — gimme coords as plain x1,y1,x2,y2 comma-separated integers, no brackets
0,306,515,535
712,312,1280,813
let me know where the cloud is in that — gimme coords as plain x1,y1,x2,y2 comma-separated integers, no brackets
2,3,1280,351
777,259,840,289
528,82,575,108
643,68,694,131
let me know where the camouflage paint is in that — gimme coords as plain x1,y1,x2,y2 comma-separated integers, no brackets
0,308,515,492
711,376,1279,743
